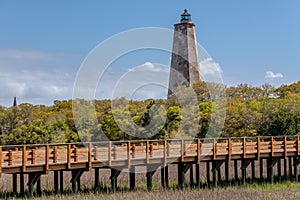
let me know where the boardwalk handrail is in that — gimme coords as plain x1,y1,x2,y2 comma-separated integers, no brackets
1,135,300,198
0,135,299,174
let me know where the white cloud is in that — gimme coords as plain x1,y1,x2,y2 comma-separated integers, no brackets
0,48,79,61
104,62,169,100
0,48,53,61
128,62,166,72
0,48,81,107
265,71,283,79
200,58,223,83
0,47,225,106
200,58,223,75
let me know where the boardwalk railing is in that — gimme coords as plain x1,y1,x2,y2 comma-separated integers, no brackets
0,135,299,197
1,136,299,174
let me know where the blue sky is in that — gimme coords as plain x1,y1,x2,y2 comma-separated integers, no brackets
0,0,299,106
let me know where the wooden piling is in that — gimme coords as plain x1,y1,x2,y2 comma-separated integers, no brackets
110,168,121,192
289,157,293,180
94,168,100,193
268,158,274,184
251,160,255,183
146,165,157,191
54,171,59,194
71,169,84,193
206,162,211,189
241,160,246,186
217,167,221,186
267,159,270,181
20,173,24,197
165,165,169,188
146,172,152,191
189,164,194,188
28,173,41,198
196,163,200,188
178,163,185,189
225,161,229,186
28,174,35,198
60,171,64,194
161,166,165,188
71,171,78,193
37,177,41,196
284,158,288,180
129,166,135,191
260,158,263,182
234,160,238,186
13,174,17,195
278,159,282,183
294,157,298,182
78,175,81,191
212,161,217,188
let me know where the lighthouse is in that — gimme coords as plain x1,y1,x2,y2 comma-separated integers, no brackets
168,9,201,96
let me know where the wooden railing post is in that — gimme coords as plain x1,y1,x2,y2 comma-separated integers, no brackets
257,137,261,160
93,146,98,161
243,137,246,159
73,146,78,162
67,144,71,169
181,140,185,162
284,136,287,158
30,149,36,164
127,141,131,168
271,136,274,157
146,141,150,163
45,145,49,172
88,143,92,170
112,146,117,160
8,150,13,166
183,141,186,156
53,147,58,163
167,143,170,157
213,139,217,160
149,144,153,158
131,144,136,159
228,138,232,161
22,145,27,172
197,139,201,164
164,140,167,166
108,142,112,166
297,136,300,156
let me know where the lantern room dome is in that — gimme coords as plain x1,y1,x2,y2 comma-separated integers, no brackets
180,9,192,23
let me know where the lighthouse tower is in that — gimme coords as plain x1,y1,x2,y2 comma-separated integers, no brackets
168,9,201,96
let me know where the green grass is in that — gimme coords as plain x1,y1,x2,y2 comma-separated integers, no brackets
26,182,300,200
244,181,300,190
1,166,299,199
2,181,300,200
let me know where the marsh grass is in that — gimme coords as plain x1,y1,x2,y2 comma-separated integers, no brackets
0,163,299,199
10,182,300,200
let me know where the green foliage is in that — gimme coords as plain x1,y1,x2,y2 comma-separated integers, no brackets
0,81,299,144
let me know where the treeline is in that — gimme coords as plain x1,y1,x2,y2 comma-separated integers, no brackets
0,81,299,145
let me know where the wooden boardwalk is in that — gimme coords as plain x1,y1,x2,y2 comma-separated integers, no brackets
0,135,300,197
